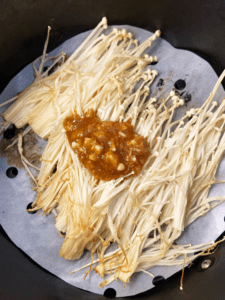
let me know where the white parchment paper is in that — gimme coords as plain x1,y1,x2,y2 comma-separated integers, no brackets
0,25,225,297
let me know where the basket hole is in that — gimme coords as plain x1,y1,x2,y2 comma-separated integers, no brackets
174,79,186,90
152,275,165,286
104,288,116,298
27,202,37,214
3,124,16,139
6,167,18,178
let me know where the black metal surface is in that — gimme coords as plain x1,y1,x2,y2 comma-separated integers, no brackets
0,0,225,299
0,225,225,300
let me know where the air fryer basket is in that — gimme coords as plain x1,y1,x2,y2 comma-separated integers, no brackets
0,0,225,299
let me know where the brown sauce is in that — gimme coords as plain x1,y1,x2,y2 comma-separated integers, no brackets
64,109,150,181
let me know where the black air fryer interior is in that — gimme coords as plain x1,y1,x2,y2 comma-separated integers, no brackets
0,0,225,299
